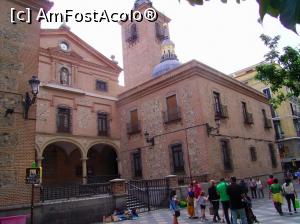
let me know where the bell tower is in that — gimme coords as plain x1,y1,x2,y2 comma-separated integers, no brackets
120,0,171,89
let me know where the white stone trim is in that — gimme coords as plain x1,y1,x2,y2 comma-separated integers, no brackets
41,83,118,101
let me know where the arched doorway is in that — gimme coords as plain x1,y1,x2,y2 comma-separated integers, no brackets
87,144,119,183
42,141,83,185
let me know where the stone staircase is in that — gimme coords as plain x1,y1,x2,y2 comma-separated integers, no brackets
126,195,149,213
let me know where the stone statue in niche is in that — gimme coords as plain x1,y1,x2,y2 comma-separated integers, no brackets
60,67,70,85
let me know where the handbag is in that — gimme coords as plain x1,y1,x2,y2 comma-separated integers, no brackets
295,198,300,209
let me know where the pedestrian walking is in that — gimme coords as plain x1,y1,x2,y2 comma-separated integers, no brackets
249,178,257,199
186,184,195,219
227,176,248,224
208,180,221,223
169,190,180,224
282,178,298,215
217,178,231,224
192,180,202,218
199,191,208,221
269,178,283,216
256,178,264,198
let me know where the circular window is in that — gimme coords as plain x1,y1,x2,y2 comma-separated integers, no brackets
59,41,69,51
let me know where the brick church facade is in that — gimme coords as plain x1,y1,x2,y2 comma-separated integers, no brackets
0,0,281,209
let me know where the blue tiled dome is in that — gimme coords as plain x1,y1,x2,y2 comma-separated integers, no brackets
134,0,152,8
152,59,181,78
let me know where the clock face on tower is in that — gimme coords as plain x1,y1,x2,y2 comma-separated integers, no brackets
59,42,69,51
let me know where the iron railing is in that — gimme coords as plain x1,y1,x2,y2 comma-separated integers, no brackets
127,178,169,212
87,175,119,184
244,112,254,124
264,118,272,129
214,104,228,119
127,121,141,135
40,183,111,201
163,107,182,124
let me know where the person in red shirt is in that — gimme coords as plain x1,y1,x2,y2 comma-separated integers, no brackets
267,175,274,187
267,175,275,198
192,180,202,218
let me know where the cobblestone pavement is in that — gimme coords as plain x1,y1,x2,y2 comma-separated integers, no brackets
118,182,300,224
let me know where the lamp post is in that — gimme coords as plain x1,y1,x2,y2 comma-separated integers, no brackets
24,76,40,119
144,131,155,146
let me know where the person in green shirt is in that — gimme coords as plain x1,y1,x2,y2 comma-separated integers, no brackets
269,178,283,216
216,178,231,224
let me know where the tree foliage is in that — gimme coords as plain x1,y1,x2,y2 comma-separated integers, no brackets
255,34,300,108
181,0,300,33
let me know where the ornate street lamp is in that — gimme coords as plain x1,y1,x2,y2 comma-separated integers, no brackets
24,76,40,119
144,130,155,146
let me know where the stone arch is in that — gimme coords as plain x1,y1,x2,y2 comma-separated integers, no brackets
86,140,120,158
85,141,120,183
41,137,85,158
41,139,84,185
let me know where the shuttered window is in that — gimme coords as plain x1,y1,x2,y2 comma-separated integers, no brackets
221,140,233,171
171,144,185,173
132,150,142,178
98,113,109,136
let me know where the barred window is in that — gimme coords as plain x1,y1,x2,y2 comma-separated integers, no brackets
97,113,109,136
132,150,142,178
269,144,277,168
171,144,185,173
249,147,257,161
57,107,71,133
96,80,108,92
221,140,233,171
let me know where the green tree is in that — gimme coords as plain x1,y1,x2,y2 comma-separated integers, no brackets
255,34,300,108
181,0,300,33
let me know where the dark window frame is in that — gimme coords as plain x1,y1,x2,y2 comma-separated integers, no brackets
220,139,233,171
268,143,278,168
57,106,72,133
97,112,109,136
96,80,108,92
132,150,142,178
249,146,257,161
171,143,185,174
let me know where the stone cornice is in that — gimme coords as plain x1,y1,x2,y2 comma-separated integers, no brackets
10,0,53,12
41,83,118,101
40,29,122,74
117,60,268,106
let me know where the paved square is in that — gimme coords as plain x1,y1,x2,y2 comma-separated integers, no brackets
120,184,300,224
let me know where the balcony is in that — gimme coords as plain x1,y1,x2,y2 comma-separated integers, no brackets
98,130,109,137
244,112,254,124
127,121,141,135
215,104,229,119
163,107,182,124
264,118,273,129
275,132,285,140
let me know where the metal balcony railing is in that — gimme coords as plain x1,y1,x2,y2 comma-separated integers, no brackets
163,107,182,124
264,118,273,129
127,121,141,135
215,104,229,119
244,112,254,124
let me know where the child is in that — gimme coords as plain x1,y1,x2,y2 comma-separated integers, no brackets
198,191,208,221
186,188,195,218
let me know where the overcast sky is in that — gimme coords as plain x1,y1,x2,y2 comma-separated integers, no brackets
42,0,300,84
